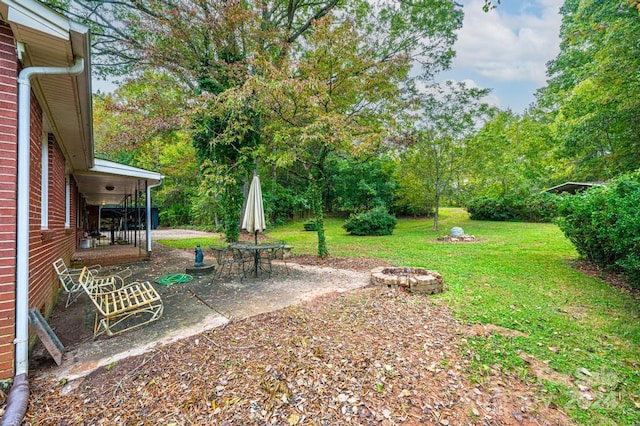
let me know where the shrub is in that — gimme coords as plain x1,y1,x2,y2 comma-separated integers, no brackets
159,203,191,227
466,192,559,222
303,219,318,231
343,206,397,236
556,172,640,287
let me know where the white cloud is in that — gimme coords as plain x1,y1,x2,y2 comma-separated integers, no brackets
452,0,563,85
459,78,501,107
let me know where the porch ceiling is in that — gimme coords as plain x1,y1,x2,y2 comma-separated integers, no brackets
74,159,163,206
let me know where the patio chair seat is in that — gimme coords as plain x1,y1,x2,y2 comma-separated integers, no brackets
79,267,163,338
270,241,291,274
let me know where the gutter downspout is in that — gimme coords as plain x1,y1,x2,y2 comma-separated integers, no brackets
2,57,85,426
145,179,163,254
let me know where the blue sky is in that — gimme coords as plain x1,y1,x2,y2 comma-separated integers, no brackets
440,0,564,113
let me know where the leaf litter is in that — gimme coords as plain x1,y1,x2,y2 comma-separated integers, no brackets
26,281,572,425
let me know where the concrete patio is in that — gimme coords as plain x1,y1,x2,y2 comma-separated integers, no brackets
31,231,370,386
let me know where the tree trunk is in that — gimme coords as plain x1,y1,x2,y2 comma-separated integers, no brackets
310,177,329,258
433,192,440,231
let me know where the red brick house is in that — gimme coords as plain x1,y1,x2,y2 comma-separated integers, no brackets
0,0,163,394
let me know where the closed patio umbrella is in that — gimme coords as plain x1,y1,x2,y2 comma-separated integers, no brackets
242,173,266,244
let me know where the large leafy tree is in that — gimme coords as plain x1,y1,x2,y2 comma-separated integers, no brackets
43,1,341,84
50,0,463,253
93,75,199,226
252,15,408,256
251,3,461,255
538,0,640,181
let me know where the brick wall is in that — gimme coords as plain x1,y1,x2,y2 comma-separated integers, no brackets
0,22,18,380
0,22,79,380
28,130,76,319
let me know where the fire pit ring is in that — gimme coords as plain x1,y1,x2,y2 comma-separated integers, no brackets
370,266,444,294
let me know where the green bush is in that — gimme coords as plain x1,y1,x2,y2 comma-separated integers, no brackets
556,172,640,287
466,192,559,222
343,206,397,236
159,203,191,227
303,219,318,231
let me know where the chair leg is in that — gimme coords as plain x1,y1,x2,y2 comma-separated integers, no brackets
65,291,74,308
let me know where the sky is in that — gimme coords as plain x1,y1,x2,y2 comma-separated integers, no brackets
92,0,565,114
441,0,565,113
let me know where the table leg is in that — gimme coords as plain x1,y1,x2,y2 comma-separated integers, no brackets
254,251,259,276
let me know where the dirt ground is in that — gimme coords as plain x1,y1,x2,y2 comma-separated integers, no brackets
23,233,572,425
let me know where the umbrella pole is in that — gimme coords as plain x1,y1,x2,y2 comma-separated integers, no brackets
254,230,258,245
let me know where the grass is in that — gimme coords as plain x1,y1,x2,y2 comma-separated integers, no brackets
159,208,640,424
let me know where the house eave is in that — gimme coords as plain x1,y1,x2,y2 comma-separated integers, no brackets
0,0,93,170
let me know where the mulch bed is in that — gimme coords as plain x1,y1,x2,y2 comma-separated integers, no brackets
290,254,390,272
570,260,639,298
25,285,570,425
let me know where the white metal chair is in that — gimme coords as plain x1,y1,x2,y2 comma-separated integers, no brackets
79,267,163,338
53,258,131,307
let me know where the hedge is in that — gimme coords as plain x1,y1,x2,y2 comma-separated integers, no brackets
556,172,640,287
466,192,559,223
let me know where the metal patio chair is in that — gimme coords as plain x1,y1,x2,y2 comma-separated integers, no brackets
53,258,132,307
210,246,247,279
270,240,292,274
79,267,163,338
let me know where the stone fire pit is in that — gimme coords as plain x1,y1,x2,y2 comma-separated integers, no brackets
370,267,444,294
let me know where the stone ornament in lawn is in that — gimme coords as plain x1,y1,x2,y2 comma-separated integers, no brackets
437,227,479,242
450,227,464,237
370,267,444,294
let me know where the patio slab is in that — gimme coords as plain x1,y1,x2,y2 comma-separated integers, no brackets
31,239,370,384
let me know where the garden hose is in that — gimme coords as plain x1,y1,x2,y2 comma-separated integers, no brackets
156,273,193,286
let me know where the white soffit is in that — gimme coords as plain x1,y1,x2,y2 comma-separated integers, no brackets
4,0,69,40
1,0,94,171
92,159,164,182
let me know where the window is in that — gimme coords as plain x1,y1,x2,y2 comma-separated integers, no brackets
40,133,49,229
65,175,70,228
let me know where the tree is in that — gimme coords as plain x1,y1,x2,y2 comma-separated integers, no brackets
463,109,562,199
252,15,406,256
537,0,640,181
324,154,397,214
252,4,462,255
43,0,341,84
396,81,490,230
50,0,463,252
92,75,199,227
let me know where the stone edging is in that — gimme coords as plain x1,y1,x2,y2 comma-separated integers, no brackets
370,267,444,294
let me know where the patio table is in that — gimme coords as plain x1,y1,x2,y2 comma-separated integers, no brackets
228,242,282,277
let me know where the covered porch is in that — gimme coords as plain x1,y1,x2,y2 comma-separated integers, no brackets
73,158,164,259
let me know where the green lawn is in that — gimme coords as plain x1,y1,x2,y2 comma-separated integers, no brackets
159,208,640,424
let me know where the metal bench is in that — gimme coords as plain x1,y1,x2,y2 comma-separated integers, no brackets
79,267,163,338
